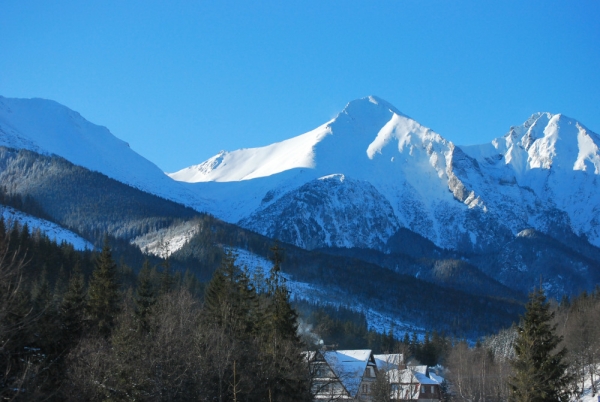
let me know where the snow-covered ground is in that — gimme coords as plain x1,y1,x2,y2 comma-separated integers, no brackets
0,96,209,212
130,220,200,258
572,365,600,402
0,205,93,250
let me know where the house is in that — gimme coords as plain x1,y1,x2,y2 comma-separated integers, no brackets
387,366,441,401
374,353,404,372
374,355,442,402
306,349,379,401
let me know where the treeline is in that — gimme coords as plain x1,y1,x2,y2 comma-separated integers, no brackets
0,220,311,401
0,185,54,222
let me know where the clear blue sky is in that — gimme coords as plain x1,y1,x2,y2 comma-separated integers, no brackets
1,1,599,172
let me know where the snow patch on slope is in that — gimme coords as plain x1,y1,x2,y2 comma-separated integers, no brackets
1,205,93,250
130,220,200,257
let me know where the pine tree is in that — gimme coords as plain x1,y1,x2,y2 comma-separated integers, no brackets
61,263,87,345
204,248,257,336
87,237,120,336
260,243,309,401
509,288,573,402
134,260,156,331
265,243,299,343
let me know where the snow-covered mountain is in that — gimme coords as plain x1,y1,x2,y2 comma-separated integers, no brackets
0,96,207,211
2,94,600,257
172,96,600,255
460,112,600,247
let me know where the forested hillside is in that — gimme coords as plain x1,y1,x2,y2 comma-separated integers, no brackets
0,147,200,242
173,216,524,338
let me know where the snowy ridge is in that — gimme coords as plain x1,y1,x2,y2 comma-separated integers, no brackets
180,100,600,252
0,96,208,212
1,205,93,250
459,112,600,246
185,96,505,252
168,124,330,182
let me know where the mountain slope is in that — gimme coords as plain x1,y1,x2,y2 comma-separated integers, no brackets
174,98,600,255
1,204,93,250
0,96,208,211
177,97,511,253
0,147,201,241
460,112,600,247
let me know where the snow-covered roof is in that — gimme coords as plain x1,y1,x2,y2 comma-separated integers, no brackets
409,364,428,375
388,367,440,385
322,349,373,397
429,371,444,385
374,353,403,372
414,371,439,385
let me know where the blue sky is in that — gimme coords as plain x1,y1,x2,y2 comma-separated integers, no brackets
1,1,599,172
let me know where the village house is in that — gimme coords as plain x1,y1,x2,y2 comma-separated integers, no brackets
374,354,442,402
306,349,379,401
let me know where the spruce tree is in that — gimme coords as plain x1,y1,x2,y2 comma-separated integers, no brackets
159,256,173,296
134,260,156,331
265,243,299,343
509,288,572,402
87,238,120,336
261,243,309,401
205,248,257,336
61,263,87,344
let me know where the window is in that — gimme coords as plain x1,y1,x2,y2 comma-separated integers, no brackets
363,383,370,394
431,385,435,393
367,366,375,377
421,385,425,393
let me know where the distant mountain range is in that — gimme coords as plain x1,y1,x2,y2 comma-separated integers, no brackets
1,94,599,301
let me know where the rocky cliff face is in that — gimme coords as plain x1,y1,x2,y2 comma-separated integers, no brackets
239,174,400,250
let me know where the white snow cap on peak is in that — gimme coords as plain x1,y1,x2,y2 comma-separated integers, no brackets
499,112,600,173
342,95,405,116
336,96,408,125
318,173,346,183
169,96,413,183
463,111,600,176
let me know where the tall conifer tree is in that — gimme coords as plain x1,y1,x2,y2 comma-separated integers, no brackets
509,288,572,402
61,263,87,344
134,260,156,331
87,237,120,336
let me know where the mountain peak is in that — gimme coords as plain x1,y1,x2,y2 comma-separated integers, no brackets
340,96,405,120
